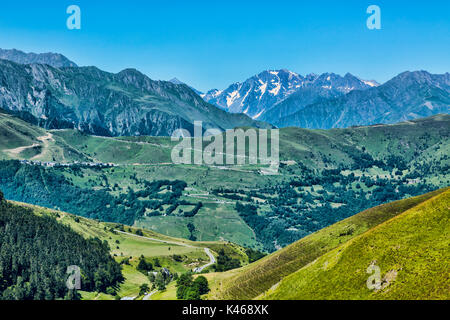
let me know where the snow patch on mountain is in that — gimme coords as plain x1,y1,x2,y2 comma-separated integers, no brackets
202,70,378,120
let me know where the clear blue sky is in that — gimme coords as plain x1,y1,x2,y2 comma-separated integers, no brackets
0,0,448,91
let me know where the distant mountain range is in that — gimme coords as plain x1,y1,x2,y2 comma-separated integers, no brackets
201,69,449,129
276,71,450,129
258,73,379,124
0,48,78,68
201,70,379,120
0,48,448,135
0,58,270,137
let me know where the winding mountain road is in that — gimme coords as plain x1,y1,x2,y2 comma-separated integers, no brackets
114,230,216,272
3,133,54,160
117,231,217,300
115,229,195,248
143,290,158,300
193,248,216,273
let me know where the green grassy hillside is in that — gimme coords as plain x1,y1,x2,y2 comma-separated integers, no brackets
279,114,450,169
50,130,174,164
3,111,448,169
10,200,250,300
207,187,449,300
1,110,449,300
1,112,448,252
263,188,450,300
0,112,45,157
0,112,90,162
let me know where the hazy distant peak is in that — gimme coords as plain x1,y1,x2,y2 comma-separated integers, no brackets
169,77,184,85
0,48,78,68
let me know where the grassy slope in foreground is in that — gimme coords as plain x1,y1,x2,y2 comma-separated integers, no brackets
207,187,449,300
264,188,450,300
10,201,248,300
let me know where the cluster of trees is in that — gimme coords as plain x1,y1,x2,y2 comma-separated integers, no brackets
137,255,153,273
245,248,266,263
139,283,150,296
187,223,197,241
136,180,187,204
349,151,385,170
235,202,274,251
0,192,123,300
184,202,203,217
149,269,172,291
213,249,241,272
136,255,172,292
176,273,209,300
212,188,249,201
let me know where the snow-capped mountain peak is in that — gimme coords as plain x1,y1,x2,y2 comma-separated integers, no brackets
202,70,378,119
360,79,380,87
202,69,308,118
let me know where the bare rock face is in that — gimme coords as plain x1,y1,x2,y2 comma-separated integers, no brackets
0,59,271,137
0,48,78,68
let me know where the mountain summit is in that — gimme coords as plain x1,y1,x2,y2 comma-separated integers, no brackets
0,48,78,68
258,72,378,123
202,70,376,120
202,69,305,118
169,77,203,96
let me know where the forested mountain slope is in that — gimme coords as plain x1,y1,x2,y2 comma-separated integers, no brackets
0,190,123,300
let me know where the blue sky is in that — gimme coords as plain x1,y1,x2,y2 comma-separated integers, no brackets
0,0,449,91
